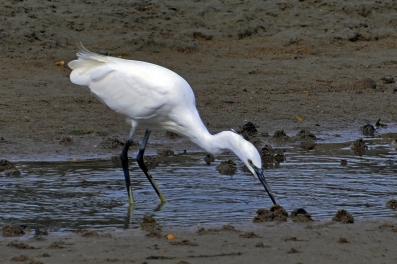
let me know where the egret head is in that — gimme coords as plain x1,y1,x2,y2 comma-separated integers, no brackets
220,131,277,205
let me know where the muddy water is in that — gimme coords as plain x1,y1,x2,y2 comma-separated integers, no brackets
1,135,396,230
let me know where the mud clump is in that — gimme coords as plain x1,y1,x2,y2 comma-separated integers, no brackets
141,215,162,238
239,121,258,139
300,139,316,150
386,199,397,210
291,208,313,223
253,205,288,222
273,130,289,141
351,139,367,156
296,129,316,140
361,124,375,137
216,160,237,175
333,210,354,224
260,145,285,168
2,224,26,237
0,159,21,176
296,129,316,150
204,154,215,165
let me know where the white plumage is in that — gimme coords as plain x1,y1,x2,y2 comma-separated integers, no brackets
68,46,277,205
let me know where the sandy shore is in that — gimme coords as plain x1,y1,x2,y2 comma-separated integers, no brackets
1,221,397,264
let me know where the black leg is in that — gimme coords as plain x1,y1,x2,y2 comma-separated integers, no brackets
136,129,166,203
120,139,134,205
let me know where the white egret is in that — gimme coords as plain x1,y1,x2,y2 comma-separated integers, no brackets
68,45,277,206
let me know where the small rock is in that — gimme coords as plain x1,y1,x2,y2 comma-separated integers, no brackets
340,159,348,166
333,210,354,224
2,225,25,237
216,160,237,175
351,139,367,156
386,199,397,210
204,154,215,165
291,208,313,222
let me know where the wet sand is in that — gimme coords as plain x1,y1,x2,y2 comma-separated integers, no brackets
1,0,397,263
1,221,397,264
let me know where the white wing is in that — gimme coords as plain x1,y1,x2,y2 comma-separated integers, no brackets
68,49,194,120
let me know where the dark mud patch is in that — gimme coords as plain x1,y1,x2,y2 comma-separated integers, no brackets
260,145,285,168
253,205,288,222
0,160,21,176
351,139,367,156
239,231,261,239
141,215,163,238
352,78,377,91
333,210,354,224
216,160,237,175
338,237,350,244
238,121,258,140
2,224,26,237
7,241,36,249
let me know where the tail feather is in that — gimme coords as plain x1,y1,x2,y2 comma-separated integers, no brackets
68,43,113,86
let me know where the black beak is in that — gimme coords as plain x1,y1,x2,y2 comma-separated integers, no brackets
254,167,277,205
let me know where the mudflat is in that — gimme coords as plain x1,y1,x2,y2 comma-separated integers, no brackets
1,0,396,159
1,1,397,263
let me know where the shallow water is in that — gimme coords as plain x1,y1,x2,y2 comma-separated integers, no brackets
1,136,396,230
